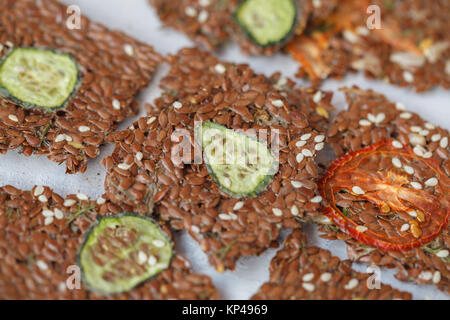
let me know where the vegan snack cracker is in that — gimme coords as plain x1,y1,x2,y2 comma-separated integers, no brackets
0,0,161,174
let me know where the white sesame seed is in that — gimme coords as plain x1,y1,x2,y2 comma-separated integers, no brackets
313,91,323,103
432,271,441,284
153,239,165,248
38,195,48,203
392,157,402,168
320,272,332,282
96,197,106,205
344,278,359,290
295,140,306,147
124,44,134,56
78,126,90,133
400,224,410,232
356,226,368,232
42,209,54,217
272,208,283,216
222,177,233,189
424,122,435,130
440,137,448,149
275,77,287,89
399,112,412,119
34,186,44,196
310,195,323,203
422,151,432,159
44,216,54,226
413,145,425,157
403,165,414,175
58,282,66,292
395,102,406,110
359,119,372,126
392,140,403,149
77,193,88,201
343,29,360,43
408,133,426,146
198,10,209,23
214,63,226,74
148,255,157,266
185,6,197,17
138,251,148,264
356,26,369,36
375,113,385,123
5,41,13,47
135,152,144,161
8,114,19,123
296,153,304,163
199,0,211,6
314,135,325,143
271,99,284,107
301,133,312,141
291,181,303,188
191,225,200,233
302,283,315,292
410,181,422,190
64,199,76,207
36,260,48,271
431,133,441,142
408,210,417,217
425,177,438,187
64,134,73,142
233,201,244,211
219,213,231,220
315,215,331,224
55,134,66,143
403,71,414,83
315,142,324,151
302,273,315,282
419,129,429,136
352,186,365,195
172,101,182,109
410,126,421,133
367,113,376,123
118,163,133,170
54,208,64,220
147,116,156,125
112,99,121,110
418,271,433,281
290,205,299,216
436,249,449,258
312,0,322,8
302,149,313,157
229,213,238,220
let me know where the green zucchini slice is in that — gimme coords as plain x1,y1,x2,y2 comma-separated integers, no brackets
234,0,297,47
197,121,277,198
78,213,173,295
0,47,79,110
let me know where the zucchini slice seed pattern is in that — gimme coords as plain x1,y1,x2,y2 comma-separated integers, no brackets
197,121,277,198
78,214,173,295
0,47,79,110
234,0,297,47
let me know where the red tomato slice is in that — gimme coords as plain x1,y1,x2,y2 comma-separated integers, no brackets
319,139,449,252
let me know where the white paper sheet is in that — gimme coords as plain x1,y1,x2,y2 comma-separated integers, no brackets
1,0,449,300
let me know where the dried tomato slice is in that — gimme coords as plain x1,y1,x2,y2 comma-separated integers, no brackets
319,139,449,252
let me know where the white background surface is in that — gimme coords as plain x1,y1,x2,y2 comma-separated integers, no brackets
1,0,449,300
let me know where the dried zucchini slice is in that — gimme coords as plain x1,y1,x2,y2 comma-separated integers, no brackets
78,213,173,295
0,47,79,110
234,0,297,47
197,121,277,198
